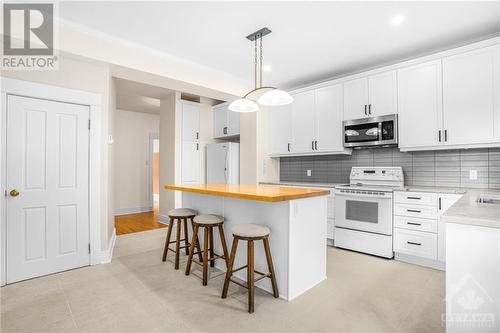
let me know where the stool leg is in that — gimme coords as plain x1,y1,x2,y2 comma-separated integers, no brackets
183,218,189,256
162,217,174,262
263,237,279,298
202,227,209,286
185,223,199,276
209,227,215,268
190,218,203,262
218,225,230,267
174,219,181,270
247,240,255,314
221,237,239,299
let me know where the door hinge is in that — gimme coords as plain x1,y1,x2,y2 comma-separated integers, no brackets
88,243,91,254
88,119,91,130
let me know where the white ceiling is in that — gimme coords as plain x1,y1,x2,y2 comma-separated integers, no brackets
60,1,500,89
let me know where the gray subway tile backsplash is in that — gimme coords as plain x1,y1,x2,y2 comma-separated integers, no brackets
280,147,500,189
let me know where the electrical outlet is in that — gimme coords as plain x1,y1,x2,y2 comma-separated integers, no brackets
469,170,478,180
307,169,312,177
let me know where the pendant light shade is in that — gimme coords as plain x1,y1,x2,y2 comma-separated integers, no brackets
229,27,293,112
228,98,259,113
257,89,294,106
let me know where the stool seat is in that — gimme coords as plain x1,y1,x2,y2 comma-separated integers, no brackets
232,223,270,238
194,214,224,225
168,208,196,217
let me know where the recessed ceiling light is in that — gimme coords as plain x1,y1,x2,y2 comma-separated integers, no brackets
263,64,272,72
391,15,405,25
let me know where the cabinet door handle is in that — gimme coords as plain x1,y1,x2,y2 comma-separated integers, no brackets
407,209,421,213
314,141,318,150
407,196,421,200
312,141,314,150
368,104,371,115
364,105,367,116
407,241,422,246
438,130,441,142
196,132,199,140
407,222,422,226
287,143,290,152
444,130,448,142
439,197,442,210
196,143,199,151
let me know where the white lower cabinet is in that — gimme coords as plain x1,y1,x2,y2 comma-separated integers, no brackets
393,190,463,270
394,228,438,260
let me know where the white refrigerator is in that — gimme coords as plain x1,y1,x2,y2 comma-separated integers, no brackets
206,143,240,184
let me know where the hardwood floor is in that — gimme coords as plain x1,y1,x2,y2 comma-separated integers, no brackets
115,203,166,235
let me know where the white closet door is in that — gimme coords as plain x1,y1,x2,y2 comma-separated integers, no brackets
315,84,344,152
181,142,200,183
6,95,90,283
442,45,500,145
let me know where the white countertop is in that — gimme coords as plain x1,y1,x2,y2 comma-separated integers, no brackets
261,181,500,229
440,189,500,229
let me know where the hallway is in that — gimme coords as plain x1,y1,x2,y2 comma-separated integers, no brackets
115,204,166,235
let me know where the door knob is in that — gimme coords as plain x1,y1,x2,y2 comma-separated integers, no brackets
10,189,19,197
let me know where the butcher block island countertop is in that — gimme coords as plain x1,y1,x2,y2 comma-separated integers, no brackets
165,184,330,202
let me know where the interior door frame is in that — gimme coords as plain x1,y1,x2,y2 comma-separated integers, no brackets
148,132,159,209
0,77,103,286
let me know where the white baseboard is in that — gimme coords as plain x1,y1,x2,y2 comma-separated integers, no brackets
157,214,169,225
395,253,445,271
99,228,116,264
114,206,153,216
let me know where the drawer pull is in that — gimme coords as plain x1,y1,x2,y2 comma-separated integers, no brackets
407,222,422,226
407,209,422,213
407,196,421,200
407,241,422,246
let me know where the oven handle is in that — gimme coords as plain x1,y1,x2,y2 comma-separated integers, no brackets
334,192,393,200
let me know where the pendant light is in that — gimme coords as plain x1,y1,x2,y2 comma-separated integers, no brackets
229,27,293,113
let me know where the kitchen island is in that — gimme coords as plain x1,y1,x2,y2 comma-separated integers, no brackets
165,184,330,300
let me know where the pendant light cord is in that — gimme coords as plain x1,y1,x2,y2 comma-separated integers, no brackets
254,38,258,90
260,36,263,88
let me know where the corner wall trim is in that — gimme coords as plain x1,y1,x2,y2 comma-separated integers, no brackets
114,206,153,216
99,228,116,264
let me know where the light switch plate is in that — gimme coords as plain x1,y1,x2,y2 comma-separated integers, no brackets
469,170,478,180
307,169,312,177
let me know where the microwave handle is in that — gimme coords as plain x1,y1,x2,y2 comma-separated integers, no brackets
378,122,383,141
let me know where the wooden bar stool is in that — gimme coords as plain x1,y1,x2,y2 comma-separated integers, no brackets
162,208,202,270
221,223,279,313
185,214,230,286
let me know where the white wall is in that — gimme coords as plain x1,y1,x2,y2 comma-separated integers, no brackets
114,109,160,213
1,53,115,250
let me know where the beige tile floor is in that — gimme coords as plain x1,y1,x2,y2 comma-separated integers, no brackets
1,228,445,333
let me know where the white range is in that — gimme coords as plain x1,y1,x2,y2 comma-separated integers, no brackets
334,166,404,258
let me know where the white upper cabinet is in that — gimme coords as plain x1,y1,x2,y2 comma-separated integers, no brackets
368,71,397,117
398,60,443,149
442,45,500,146
181,102,201,184
343,70,397,121
315,84,344,152
213,104,240,139
268,104,293,155
182,102,200,142
291,90,316,153
343,77,368,120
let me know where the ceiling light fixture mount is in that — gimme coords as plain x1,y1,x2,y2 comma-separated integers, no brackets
228,27,293,113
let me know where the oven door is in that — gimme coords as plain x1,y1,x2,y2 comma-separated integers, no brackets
334,192,393,235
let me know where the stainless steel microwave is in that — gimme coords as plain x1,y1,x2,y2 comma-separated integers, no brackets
343,114,398,148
